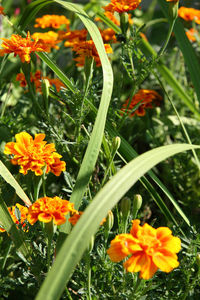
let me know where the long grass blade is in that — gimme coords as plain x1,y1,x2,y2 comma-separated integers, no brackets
0,161,31,206
36,143,200,300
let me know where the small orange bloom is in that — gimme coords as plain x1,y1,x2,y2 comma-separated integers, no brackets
104,0,141,14
4,132,66,176
0,6,4,15
121,89,162,117
58,29,88,47
100,28,117,43
166,0,179,2
186,28,198,42
31,31,61,51
16,70,66,93
27,196,74,225
107,220,181,279
0,203,28,233
72,40,112,67
0,32,49,63
178,7,200,24
34,15,70,29
68,211,83,226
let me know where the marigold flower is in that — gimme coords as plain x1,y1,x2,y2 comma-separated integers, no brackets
100,28,117,43
4,132,66,176
186,28,198,42
107,219,181,279
27,196,74,225
68,211,83,226
0,203,28,233
58,29,88,47
31,31,61,51
166,0,179,2
0,6,4,15
121,89,162,117
178,7,200,24
0,32,49,63
72,40,112,67
104,0,141,14
16,71,66,93
34,15,70,29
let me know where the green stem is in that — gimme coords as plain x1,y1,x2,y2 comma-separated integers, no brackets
45,221,54,271
158,19,175,57
1,240,12,270
1,83,12,118
153,70,200,173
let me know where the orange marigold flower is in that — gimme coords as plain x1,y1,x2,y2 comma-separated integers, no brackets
58,29,88,47
186,28,198,42
27,196,74,225
0,203,28,233
68,211,83,226
34,15,70,29
16,70,66,93
107,219,181,280
4,132,66,176
0,32,49,63
178,7,200,25
100,28,117,43
0,6,4,15
121,89,162,117
72,40,112,67
31,31,61,51
166,0,179,2
104,0,141,14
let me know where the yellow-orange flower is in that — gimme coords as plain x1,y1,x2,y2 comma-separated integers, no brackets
121,89,162,117
0,32,49,63
178,7,200,24
58,29,88,47
4,132,66,176
107,219,181,280
72,40,112,67
68,211,83,226
100,28,117,43
16,70,66,93
104,0,141,14
27,196,75,225
34,15,70,29
0,6,5,15
0,203,28,233
166,0,179,2
186,28,198,42
31,31,61,51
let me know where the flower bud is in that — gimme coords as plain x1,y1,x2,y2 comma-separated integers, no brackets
87,235,94,253
120,197,131,219
112,136,121,151
168,1,179,23
132,194,142,219
196,253,200,267
105,210,114,231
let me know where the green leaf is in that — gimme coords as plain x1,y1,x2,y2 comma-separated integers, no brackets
36,143,200,300
0,161,31,207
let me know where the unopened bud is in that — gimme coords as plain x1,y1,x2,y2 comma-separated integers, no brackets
132,194,142,219
105,210,114,231
87,235,94,253
120,197,131,219
196,253,200,267
112,136,121,151
168,1,179,23
42,78,50,100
